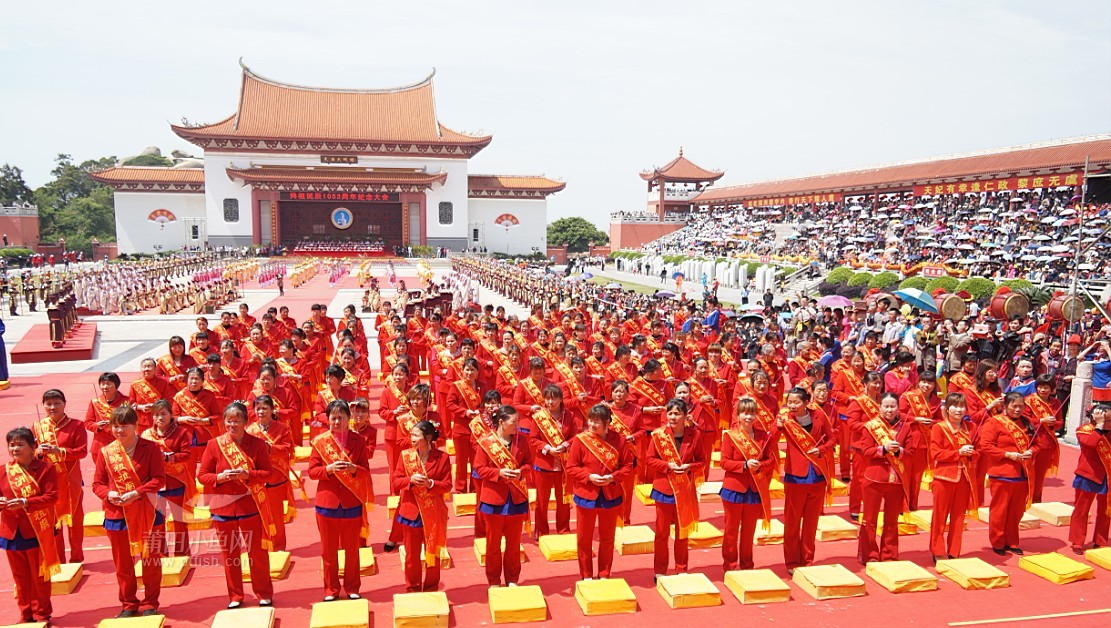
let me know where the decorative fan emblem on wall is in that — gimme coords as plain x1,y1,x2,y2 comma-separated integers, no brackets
148,209,177,230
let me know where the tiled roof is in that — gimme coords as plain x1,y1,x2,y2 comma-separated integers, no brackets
89,166,205,192
694,135,1111,203
640,150,724,182
172,64,491,150
226,167,447,187
468,175,566,193
90,167,204,185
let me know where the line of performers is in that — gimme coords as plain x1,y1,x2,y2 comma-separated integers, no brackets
2,304,1110,624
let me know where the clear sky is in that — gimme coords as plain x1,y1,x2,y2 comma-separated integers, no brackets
2,1,1108,228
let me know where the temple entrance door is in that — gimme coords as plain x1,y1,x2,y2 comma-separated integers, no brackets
259,201,272,245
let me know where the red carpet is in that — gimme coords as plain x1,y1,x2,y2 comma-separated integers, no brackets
9,322,97,364
0,270,1107,626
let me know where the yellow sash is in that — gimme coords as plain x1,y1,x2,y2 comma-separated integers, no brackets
520,377,546,407
5,463,61,578
725,428,773,530
454,381,481,410
175,390,210,419
631,378,666,407
651,428,700,539
935,420,979,515
157,355,183,379
903,389,936,481
1025,394,1061,477
311,431,373,536
102,441,157,557
498,364,520,390
400,449,447,566
779,413,833,503
141,425,198,513
130,378,161,403
216,435,277,550
993,415,1035,509
861,418,911,520
1077,425,1111,516
470,418,528,501
32,418,73,526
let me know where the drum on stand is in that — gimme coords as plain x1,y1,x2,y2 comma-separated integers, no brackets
933,293,968,321
1046,294,1085,322
989,292,1030,320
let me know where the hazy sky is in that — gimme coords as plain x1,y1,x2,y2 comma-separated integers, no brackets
2,1,1108,228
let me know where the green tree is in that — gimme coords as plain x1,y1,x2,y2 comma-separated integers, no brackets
34,153,117,251
546,217,608,253
0,164,33,205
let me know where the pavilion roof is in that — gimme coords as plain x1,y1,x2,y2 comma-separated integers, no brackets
467,175,565,198
640,149,724,182
225,166,447,192
172,63,491,156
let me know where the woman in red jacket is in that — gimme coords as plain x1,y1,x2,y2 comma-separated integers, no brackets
566,404,635,580
1,427,59,624
444,357,484,493
526,385,582,537
142,399,196,557
897,372,940,511
779,387,836,571
965,360,1004,505
845,371,884,520
720,397,775,571
978,392,1036,556
470,390,504,539
392,420,452,592
1069,403,1110,554
646,398,705,578
308,399,372,601
198,402,278,608
607,379,644,525
92,405,166,618
929,393,978,560
474,406,533,587
855,393,908,565
33,388,87,565
311,365,356,441
1023,374,1062,504
247,395,295,552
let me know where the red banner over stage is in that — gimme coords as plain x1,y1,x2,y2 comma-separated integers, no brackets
915,172,1083,197
747,193,842,207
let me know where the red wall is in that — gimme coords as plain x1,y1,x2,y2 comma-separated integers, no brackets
0,215,39,248
609,221,684,250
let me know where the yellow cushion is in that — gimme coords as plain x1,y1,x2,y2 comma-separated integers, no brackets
792,564,867,600
724,569,791,604
444,438,455,456
816,515,858,541
97,616,165,628
294,446,311,463
538,534,578,561
874,512,919,536
830,478,849,497
284,501,295,524
615,525,655,555
398,544,453,569
655,573,722,609
634,484,655,506
907,508,968,532
697,481,722,502
671,521,723,548
1085,547,1111,571
452,493,476,517
768,478,785,500
393,592,449,628
574,578,637,615
49,562,84,595
1,622,48,628
241,551,292,581
387,495,400,520
166,505,213,531
473,537,529,566
711,451,721,469
527,488,554,508
309,598,370,628
332,547,378,577
977,507,1041,530
488,585,547,624
865,560,938,593
1027,502,1073,527
83,510,107,537
935,557,1010,590
1019,552,1095,584
755,518,785,545
211,607,275,628
134,555,191,587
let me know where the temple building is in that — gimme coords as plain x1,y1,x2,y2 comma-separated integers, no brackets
92,63,565,255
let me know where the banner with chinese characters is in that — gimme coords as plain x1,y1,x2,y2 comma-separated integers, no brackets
914,172,1083,197
746,193,843,207
280,191,398,202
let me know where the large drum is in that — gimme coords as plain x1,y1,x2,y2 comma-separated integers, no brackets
989,291,1029,320
1047,294,1085,322
933,293,968,321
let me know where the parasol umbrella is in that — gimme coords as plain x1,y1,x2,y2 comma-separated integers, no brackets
1020,254,1037,261
654,290,676,299
580,271,594,280
1010,197,1025,203
739,313,765,323
1078,263,1096,270
1035,256,1053,262
1050,244,1071,253
1061,236,1079,243
1016,235,1033,240
1034,234,1052,241
741,302,766,311
817,295,854,308
604,282,622,289
671,271,685,280
958,243,975,251
893,288,939,314
722,310,740,319
1040,216,1056,224
1059,208,1078,216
